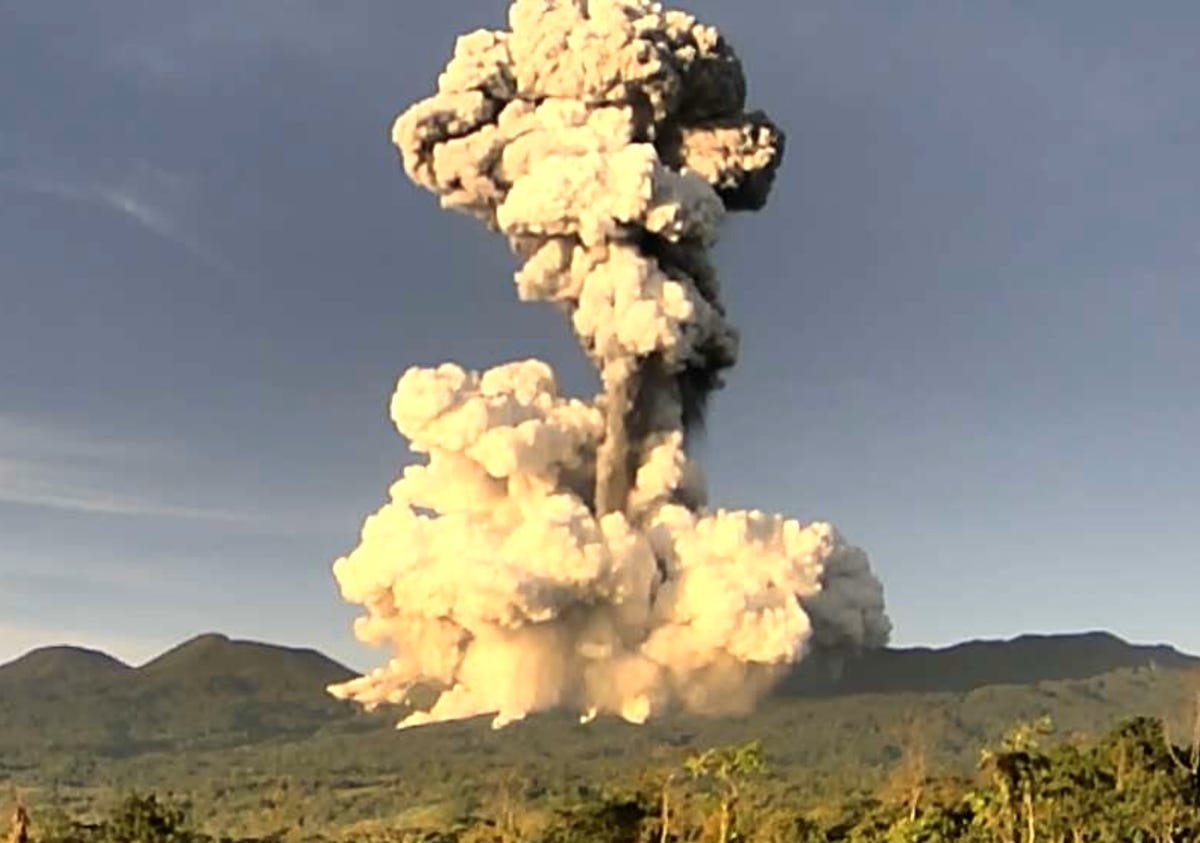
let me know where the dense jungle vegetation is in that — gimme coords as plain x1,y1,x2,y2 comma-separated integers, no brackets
8,715,1200,842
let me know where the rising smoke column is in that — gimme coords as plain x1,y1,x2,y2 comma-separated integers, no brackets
329,0,891,729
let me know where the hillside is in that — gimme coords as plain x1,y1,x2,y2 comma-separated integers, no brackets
779,630,1199,696
0,645,131,687
3,630,1198,834
0,633,358,760
2,630,1195,759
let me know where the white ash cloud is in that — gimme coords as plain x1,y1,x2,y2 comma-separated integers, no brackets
330,0,889,729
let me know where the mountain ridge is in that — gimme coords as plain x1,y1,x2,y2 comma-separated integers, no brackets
0,631,360,757
0,632,357,682
0,644,132,687
3,628,1196,695
780,629,1199,696
3,628,1199,835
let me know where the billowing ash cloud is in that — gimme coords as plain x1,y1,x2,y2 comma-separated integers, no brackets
329,0,890,729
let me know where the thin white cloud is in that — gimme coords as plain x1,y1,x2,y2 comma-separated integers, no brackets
105,5,392,83
0,417,248,523
0,480,245,521
0,547,164,593
0,414,156,461
0,162,245,282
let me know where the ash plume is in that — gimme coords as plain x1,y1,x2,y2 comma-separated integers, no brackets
329,0,890,729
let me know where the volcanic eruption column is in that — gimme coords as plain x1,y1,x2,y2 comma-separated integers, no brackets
329,0,891,729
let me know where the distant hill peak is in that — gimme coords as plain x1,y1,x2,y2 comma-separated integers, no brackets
0,633,363,757
911,630,1189,660
0,645,131,684
779,629,1198,698
135,632,357,685
189,632,232,646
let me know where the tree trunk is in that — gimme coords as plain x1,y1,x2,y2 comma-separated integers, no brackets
659,779,671,843
8,806,29,843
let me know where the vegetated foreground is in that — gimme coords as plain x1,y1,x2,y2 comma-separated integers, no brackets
6,716,1200,842
2,632,1199,840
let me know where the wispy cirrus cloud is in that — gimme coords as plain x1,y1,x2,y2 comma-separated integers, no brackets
103,4,389,83
0,472,245,521
0,158,245,282
0,414,247,523
0,545,162,594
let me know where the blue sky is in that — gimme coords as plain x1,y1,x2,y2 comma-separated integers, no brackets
2,1,1197,670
